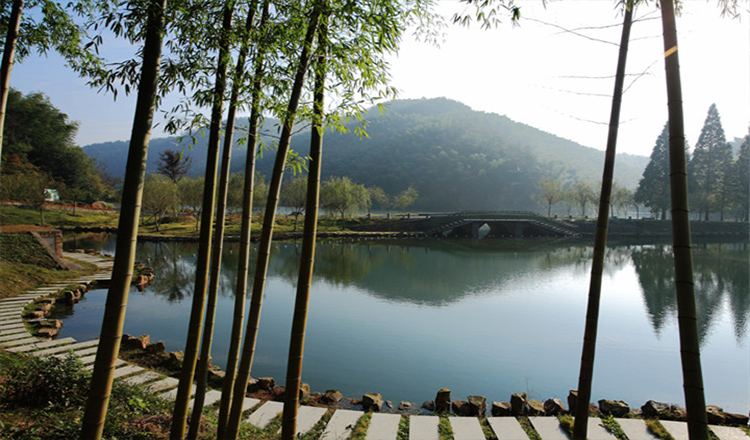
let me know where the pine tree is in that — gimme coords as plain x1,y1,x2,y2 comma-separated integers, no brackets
689,104,730,220
733,135,749,221
635,123,671,219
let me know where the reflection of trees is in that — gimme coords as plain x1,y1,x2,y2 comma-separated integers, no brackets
135,242,199,303
632,242,749,343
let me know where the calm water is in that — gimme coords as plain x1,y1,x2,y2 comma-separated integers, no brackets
58,235,749,414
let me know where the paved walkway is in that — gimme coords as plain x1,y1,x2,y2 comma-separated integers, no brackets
1,252,747,440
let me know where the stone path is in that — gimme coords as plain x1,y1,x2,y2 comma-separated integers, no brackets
2,252,748,440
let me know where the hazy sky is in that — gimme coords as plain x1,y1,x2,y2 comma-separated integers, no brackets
10,0,750,158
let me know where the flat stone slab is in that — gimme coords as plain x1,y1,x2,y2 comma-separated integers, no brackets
159,383,195,401
529,417,568,440
0,330,31,342
366,412,401,440
0,336,40,348
36,339,99,356
242,397,261,412
296,405,328,435
7,337,78,353
0,323,27,331
246,401,284,429
659,420,688,440
113,364,144,379
450,417,485,440
409,415,439,440
123,370,163,386
83,358,125,371
710,425,750,440
487,417,529,440
587,418,617,440
78,354,97,365
614,418,659,440
320,409,363,440
189,390,223,410
146,377,179,392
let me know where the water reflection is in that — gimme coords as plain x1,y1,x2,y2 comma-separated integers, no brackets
632,242,749,343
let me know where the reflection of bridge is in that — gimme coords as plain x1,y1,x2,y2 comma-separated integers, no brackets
420,211,580,238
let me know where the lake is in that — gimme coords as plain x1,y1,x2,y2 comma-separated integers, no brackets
58,235,749,414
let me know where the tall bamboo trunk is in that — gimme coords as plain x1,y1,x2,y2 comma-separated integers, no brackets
185,3,258,438
0,0,23,163
659,1,708,438
169,3,233,439
572,4,632,439
224,4,323,439
216,2,269,436
281,14,328,440
79,1,166,438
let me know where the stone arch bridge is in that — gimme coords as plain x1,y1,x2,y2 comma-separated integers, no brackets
418,211,580,238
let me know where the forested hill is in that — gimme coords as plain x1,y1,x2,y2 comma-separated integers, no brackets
84,97,648,211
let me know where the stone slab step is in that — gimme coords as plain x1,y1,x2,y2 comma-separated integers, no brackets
296,405,328,435
450,417,486,440
320,409,363,440
114,364,145,379
78,354,97,365
0,322,27,332
83,358,126,371
146,376,180,392
37,339,99,356
159,383,196,401
8,337,79,353
614,418,659,440
487,417,529,440
659,420,688,440
409,415,439,440
188,389,223,410
246,401,284,429
123,370,163,386
1,336,41,348
0,310,21,317
529,417,568,440
0,330,31,342
710,425,750,440
243,397,262,412
587,418,617,440
366,412,401,440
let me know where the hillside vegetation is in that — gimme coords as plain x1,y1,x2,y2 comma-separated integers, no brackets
84,98,648,211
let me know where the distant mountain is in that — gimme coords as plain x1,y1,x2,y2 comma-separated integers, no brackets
84,97,648,211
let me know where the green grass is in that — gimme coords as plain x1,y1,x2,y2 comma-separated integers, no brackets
349,412,372,440
397,415,409,440
297,409,334,440
517,417,542,440
645,419,676,440
438,415,454,440
480,417,498,440
600,415,628,440
556,414,574,438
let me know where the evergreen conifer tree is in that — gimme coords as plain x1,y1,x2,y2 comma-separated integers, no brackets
733,135,749,221
636,122,671,219
689,104,730,220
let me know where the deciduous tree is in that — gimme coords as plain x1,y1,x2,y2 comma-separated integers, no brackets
535,178,563,217
156,148,192,183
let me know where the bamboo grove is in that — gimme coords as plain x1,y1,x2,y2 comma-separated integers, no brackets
0,1,744,439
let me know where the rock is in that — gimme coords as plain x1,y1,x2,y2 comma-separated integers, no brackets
35,297,55,306
669,405,687,420
724,412,749,426
386,401,393,409
588,403,601,416
599,400,629,417
398,401,413,411
257,377,275,391
421,401,436,411
299,383,310,400
25,310,46,320
706,405,726,424
39,319,63,329
641,400,670,418
207,368,225,388
271,386,285,401
363,393,383,412
544,398,566,416
491,401,512,416
467,395,487,416
452,401,472,416
320,390,343,406
122,334,150,351
36,327,59,339
527,400,546,416
168,351,184,370
146,341,166,354
567,390,578,413
435,389,451,412
510,393,527,416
